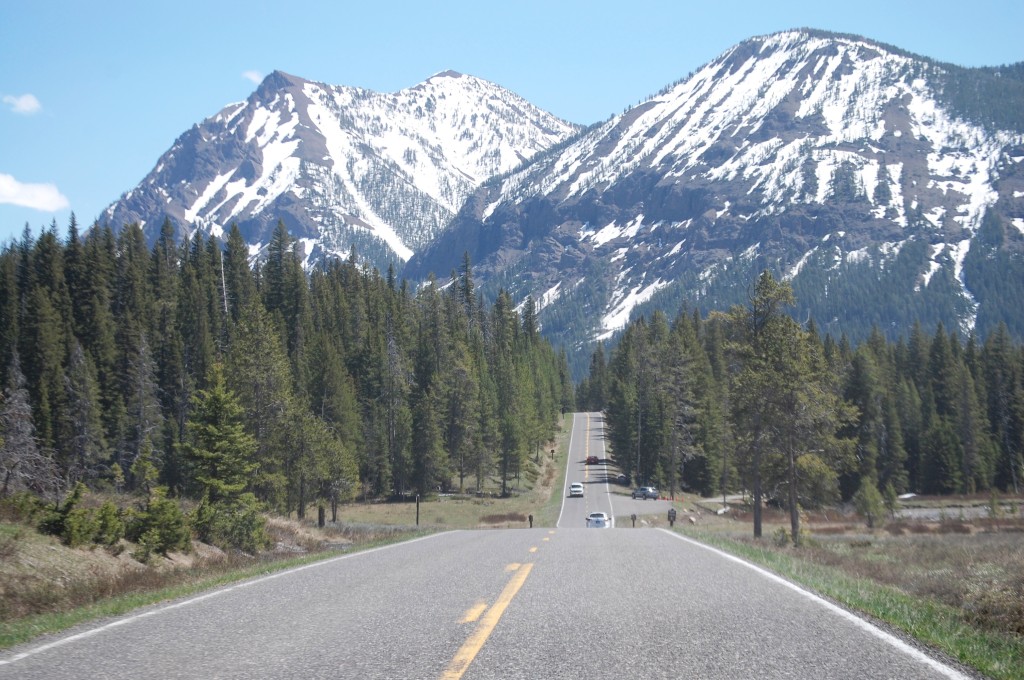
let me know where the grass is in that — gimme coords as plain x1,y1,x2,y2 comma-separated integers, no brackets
679,520,1024,680
11,417,1017,680
0,415,575,651
339,413,573,530
0,523,426,650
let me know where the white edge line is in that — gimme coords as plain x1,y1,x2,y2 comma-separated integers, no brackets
597,414,615,528
0,531,453,666
555,413,579,529
658,529,971,680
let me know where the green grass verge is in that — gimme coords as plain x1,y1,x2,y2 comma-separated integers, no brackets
680,528,1024,680
0,532,430,651
534,412,573,527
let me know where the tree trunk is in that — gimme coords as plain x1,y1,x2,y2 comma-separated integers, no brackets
789,445,800,546
753,413,763,539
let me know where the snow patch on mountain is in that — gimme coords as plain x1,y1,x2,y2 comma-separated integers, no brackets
405,29,1024,357
102,70,580,269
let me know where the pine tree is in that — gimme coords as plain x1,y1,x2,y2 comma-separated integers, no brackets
180,363,256,503
223,224,256,323
0,352,59,498
225,300,295,509
62,342,106,485
921,419,964,494
730,271,850,543
982,324,1024,492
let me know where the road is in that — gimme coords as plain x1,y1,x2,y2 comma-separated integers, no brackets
0,413,970,679
558,412,676,529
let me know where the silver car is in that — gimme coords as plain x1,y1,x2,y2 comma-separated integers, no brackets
586,512,610,528
632,486,659,500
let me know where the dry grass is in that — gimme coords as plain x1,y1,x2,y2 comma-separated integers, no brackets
805,530,1024,637
0,418,573,638
337,422,570,530
687,497,1024,640
0,512,422,627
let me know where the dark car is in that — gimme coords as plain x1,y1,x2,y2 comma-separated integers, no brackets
586,455,599,465
616,473,630,485
632,486,659,500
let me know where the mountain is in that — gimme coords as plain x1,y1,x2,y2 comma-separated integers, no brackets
101,70,580,268
405,29,1024,372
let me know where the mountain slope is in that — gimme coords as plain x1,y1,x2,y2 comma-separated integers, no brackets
101,70,580,267
405,30,1024,365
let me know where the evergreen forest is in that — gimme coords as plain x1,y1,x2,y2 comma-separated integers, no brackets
3,215,1024,553
0,217,572,550
578,271,1024,528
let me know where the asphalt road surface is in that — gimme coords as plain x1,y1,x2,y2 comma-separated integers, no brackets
0,413,971,679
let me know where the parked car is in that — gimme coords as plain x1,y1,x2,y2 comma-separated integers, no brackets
569,482,584,497
632,486,659,500
586,512,610,528
616,473,630,485
585,455,599,464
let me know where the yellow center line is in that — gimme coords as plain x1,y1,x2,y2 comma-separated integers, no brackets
528,546,538,553
460,601,488,624
441,563,534,680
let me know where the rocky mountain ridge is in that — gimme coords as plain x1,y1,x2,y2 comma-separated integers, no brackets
101,69,580,268
100,30,1024,373
405,30,1024,363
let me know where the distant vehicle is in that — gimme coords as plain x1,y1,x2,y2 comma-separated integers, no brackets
585,455,599,464
569,482,584,497
632,486,659,500
616,473,629,485
586,512,610,528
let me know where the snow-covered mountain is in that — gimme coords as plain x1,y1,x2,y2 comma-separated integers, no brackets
101,70,580,267
406,29,1024,360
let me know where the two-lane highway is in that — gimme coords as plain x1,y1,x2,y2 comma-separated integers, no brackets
0,413,972,679
558,412,675,528
557,412,616,527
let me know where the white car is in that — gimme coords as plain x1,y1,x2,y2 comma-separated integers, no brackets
569,482,584,497
586,511,610,528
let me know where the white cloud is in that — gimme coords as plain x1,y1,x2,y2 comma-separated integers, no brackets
3,93,42,115
0,173,70,211
242,70,263,84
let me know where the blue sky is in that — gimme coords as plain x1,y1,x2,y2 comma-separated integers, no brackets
2,0,1022,245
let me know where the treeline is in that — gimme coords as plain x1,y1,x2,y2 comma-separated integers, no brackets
579,271,1024,529
0,217,571,521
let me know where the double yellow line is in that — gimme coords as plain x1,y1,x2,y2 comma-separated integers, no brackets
441,561,535,679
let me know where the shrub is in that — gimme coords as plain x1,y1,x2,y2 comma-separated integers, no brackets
773,526,791,547
94,500,125,547
125,487,191,559
853,481,886,528
62,506,99,548
0,491,46,523
191,493,269,554
132,528,160,564
37,482,98,546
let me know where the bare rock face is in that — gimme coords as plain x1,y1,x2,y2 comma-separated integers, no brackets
102,70,580,271
408,30,1024,363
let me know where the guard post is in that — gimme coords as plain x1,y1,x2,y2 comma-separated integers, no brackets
668,507,677,527
631,513,637,527
528,514,534,528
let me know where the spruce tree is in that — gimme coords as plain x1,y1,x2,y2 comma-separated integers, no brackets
180,363,256,503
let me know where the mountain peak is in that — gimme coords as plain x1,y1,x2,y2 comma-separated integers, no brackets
258,70,307,91
430,69,465,80
408,29,1024,357
101,65,581,270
